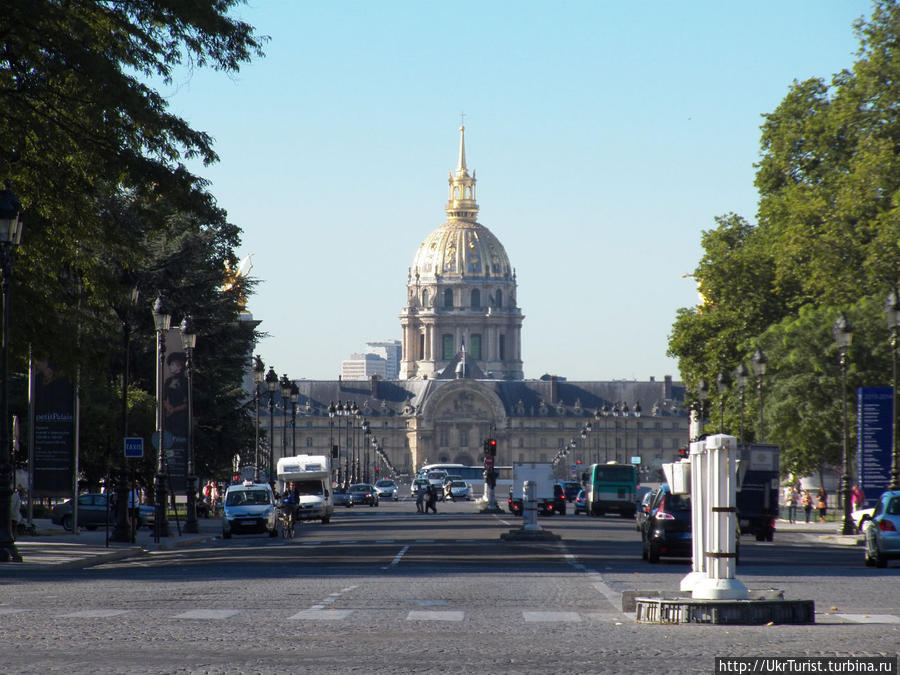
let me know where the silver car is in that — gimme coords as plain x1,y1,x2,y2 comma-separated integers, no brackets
222,482,278,539
374,479,399,501
864,490,900,568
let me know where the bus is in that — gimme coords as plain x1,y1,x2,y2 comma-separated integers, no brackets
586,462,638,518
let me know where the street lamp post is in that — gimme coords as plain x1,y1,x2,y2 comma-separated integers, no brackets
633,402,642,473
290,382,299,458
697,377,709,439
152,295,172,542
600,404,610,461
252,356,265,482
751,347,767,443
833,313,855,535
265,367,278,487
885,288,900,491
350,402,359,482
734,362,749,449
0,185,23,563
279,374,291,461
328,401,337,485
180,315,199,534
362,419,370,482
716,371,731,434
612,402,621,462
622,402,631,462
112,277,139,544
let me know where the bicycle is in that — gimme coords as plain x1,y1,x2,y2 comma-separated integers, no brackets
278,506,296,539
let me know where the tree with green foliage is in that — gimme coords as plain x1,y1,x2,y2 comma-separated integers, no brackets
669,0,900,479
0,2,266,488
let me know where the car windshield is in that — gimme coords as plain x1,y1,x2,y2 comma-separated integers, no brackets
661,492,691,512
427,472,447,480
350,484,372,491
450,481,466,487
225,489,271,506
375,480,394,487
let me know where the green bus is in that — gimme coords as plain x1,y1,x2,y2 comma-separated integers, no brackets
586,462,638,517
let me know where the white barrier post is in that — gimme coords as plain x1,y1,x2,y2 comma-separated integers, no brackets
681,439,708,592
522,481,539,531
693,434,748,600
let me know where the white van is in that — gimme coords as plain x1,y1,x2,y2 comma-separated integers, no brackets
277,454,334,524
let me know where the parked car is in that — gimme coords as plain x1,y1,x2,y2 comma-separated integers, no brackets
640,485,692,563
864,490,900,568
348,483,379,507
221,481,278,539
573,489,588,515
560,481,582,502
332,486,353,508
635,489,655,532
374,479,400,501
445,480,472,501
51,493,151,532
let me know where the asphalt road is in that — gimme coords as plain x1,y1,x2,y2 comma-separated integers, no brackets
1,500,898,674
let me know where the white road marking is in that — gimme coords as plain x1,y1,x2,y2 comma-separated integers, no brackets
407,610,464,621
837,613,900,624
382,545,410,570
289,609,354,620
59,609,130,618
523,611,581,622
0,609,27,615
173,609,240,619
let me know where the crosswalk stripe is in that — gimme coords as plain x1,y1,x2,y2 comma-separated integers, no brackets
173,609,240,619
523,611,581,622
837,613,900,624
407,610,465,621
289,609,354,620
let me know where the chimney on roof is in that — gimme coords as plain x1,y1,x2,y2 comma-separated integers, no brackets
370,374,379,398
664,375,672,399
550,375,558,404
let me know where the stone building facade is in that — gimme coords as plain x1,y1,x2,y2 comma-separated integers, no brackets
257,127,690,481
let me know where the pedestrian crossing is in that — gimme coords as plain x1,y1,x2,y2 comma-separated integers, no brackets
2,607,897,624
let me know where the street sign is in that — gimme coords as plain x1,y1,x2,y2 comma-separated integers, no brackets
483,456,494,469
124,437,144,458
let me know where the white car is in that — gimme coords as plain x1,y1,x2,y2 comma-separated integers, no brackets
445,480,472,501
374,479,400,501
852,506,875,532
222,481,278,539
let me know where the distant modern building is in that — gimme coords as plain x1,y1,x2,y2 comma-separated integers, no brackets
365,341,401,379
340,353,389,380
255,127,690,481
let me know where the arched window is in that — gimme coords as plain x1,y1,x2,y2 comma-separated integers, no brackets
422,289,429,307
444,289,453,308
471,289,480,309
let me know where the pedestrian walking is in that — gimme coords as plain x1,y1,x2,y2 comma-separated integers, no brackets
415,486,425,513
801,489,812,523
425,484,437,514
786,484,799,524
816,487,828,523
851,483,865,511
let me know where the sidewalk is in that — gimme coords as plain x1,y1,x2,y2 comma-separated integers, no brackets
2,516,221,571
775,517,864,546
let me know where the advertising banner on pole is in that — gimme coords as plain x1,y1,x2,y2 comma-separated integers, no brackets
31,361,75,496
163,329,188,493
857,386,893,504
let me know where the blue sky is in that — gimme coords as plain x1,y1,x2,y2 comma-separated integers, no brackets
164,0,872,382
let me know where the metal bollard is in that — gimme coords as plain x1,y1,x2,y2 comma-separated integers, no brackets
522,481,539,531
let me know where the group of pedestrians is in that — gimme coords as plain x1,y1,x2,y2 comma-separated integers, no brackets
784,482,867,525
415,484,438,514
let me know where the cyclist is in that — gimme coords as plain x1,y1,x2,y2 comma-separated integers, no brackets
278,481,299,535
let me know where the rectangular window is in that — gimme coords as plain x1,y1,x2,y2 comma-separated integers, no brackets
442,334,454,359
499,334,506,360
459,429,469,447
470,334,482,359
439,428,449,447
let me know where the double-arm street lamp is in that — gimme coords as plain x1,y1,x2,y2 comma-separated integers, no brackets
279,374,291,460
752,347,767,444
328,401,338,485
152,295,172,542
265,366,278,487
290,381,299,457
0,185,23,563
180,315,199,534
112,276,139,544
833,313,855,536
252,356,265,482
734,362,750,449
362,419,371,482
716,371,731,434
885,288,900,491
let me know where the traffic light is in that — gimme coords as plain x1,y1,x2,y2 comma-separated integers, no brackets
678,447,689,459
484,438,497,457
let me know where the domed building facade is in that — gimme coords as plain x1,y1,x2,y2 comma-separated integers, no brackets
399,126,523,380
253,128,690,486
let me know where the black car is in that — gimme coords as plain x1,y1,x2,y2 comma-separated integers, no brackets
640,485,692,563
348,483,379,507
560,481,582,502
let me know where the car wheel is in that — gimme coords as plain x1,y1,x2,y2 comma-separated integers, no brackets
648,542,660,563
61,515,73,532
874,546,888,568
865,548,875,567
641,539,648,561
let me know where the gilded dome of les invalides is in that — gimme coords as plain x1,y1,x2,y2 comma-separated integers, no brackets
410,125,512,282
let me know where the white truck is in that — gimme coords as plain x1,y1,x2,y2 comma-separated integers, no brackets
507,462,564,516
276,454,334,523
